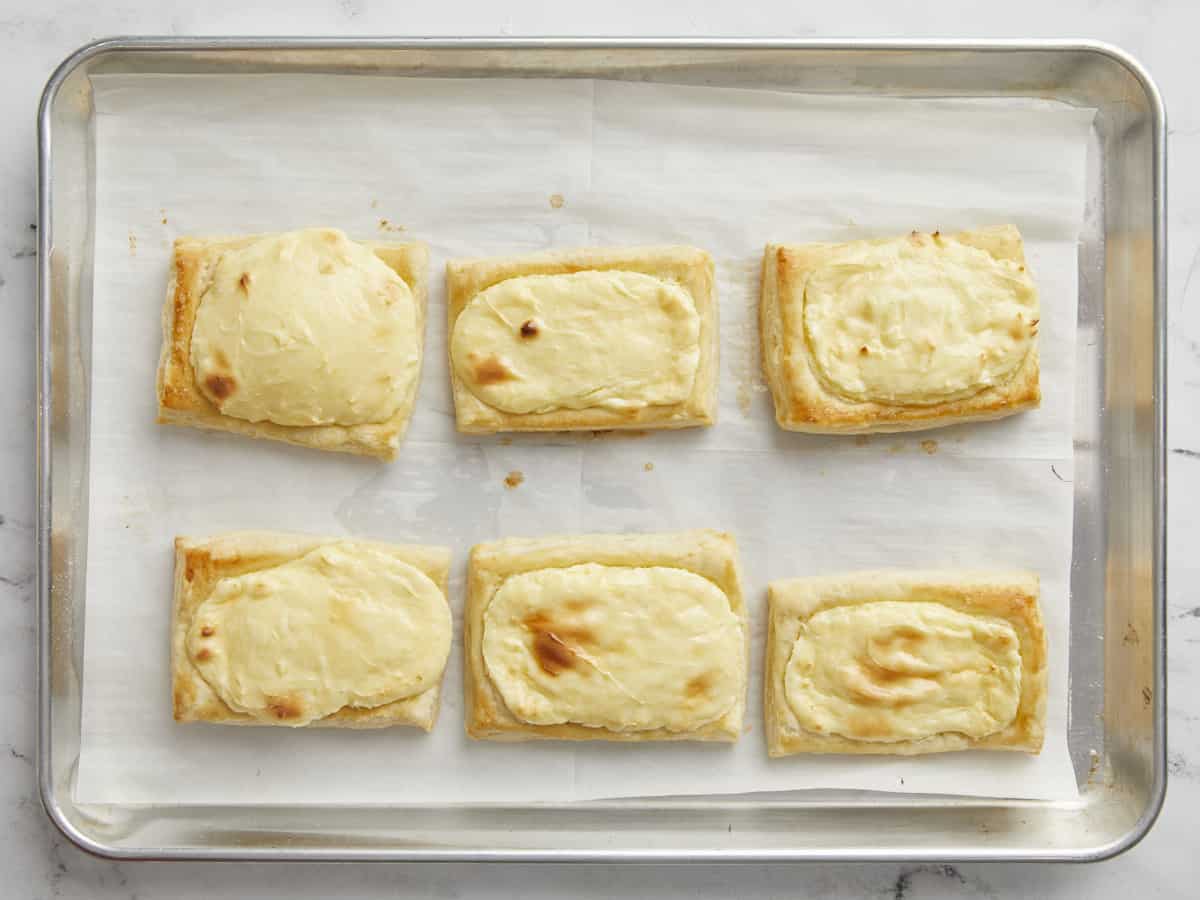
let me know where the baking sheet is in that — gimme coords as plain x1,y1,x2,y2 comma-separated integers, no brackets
75,73,1092,804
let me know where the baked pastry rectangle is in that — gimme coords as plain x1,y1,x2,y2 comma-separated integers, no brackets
157,228,429,460
446,245,717,433
465,530,747,742
765,570,1047,757
172,531,451,730
761,225,1040,433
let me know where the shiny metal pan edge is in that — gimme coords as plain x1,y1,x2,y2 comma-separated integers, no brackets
36,36,1166,862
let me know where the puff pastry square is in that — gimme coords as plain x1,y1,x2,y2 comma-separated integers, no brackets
172,531,451,730
761,225,1041,433
446,245,718,433
157,229,430,460
765,570,1047,757
464,530,747,742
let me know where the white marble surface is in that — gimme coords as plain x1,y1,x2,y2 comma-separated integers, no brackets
0,1,1195,896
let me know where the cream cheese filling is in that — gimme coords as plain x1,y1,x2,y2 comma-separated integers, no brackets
190,228,419,427
187,542,450,726
784,600,1022,743
481,563,742,732
450,270,700,415
801,235,1038,405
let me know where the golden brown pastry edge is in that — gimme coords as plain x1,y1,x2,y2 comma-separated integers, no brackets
170,530,451,730
759,225,1041,435
764,569,1047,757
445,245,718,434
155,234,430,460
463,529,747,743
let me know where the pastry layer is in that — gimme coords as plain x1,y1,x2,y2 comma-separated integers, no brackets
157,229,429,459
446,246,717,433
188,542,451,726
464,530,747,742
172,531,451,730
761,226,1041,433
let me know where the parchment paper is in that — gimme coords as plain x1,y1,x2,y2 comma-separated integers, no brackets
76,73,1093,804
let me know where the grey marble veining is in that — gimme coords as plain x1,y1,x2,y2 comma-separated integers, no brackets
2,1,1196,897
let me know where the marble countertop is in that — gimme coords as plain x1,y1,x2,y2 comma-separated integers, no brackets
1,1,1194,897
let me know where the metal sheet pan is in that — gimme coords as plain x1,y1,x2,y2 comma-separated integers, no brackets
36,37,1166,862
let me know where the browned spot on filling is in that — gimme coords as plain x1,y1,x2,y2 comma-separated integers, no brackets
564,598,592,613
213,349,230,369
267,696,303,720
200,625,215,637
685,672,713,698
503,470,524,489
323,231,339,244
531,630,576,676
549,193,565,209
859,345,869,356
520,319,540,338
204,373,236,401
524,612,594,677
473,355,515,386
920,439,939,455
238,272,251,294
195,648,212,662
847,713,892,739
932,230,941,239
